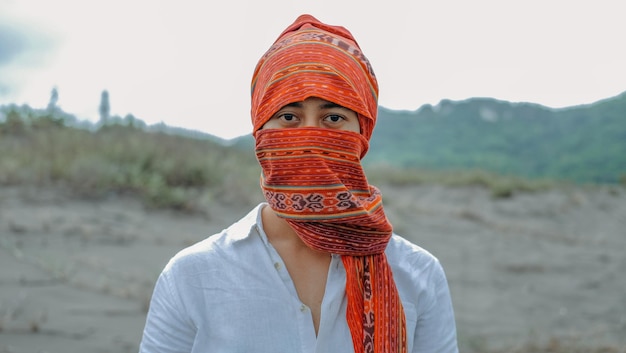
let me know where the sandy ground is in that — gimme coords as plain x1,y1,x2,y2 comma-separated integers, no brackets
1,184,625,352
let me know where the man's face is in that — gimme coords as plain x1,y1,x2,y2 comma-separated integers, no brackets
262,97,360,133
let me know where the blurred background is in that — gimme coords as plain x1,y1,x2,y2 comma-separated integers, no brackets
1,1,625,352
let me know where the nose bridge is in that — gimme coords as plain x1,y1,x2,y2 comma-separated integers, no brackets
301,109,321,128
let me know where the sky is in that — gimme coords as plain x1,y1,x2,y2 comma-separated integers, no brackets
1,0,625,140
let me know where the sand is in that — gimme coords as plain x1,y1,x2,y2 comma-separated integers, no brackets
1,184,625,352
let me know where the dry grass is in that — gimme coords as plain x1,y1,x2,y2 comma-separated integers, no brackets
0,112,261,211
366,165,560,199
1,107,586,213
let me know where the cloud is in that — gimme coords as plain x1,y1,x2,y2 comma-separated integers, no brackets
0,24,27,66
0,17,57,98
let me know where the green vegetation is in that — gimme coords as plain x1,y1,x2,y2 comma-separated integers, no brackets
229,91,626,185
0,104,262,211
367,92,626,184
3,90,623,210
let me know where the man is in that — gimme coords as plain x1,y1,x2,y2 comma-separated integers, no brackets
139,14,458,353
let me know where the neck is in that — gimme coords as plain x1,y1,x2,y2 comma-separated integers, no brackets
261,205,334,261
261,205,308,249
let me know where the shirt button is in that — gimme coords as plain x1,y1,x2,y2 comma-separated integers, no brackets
274,262,281,270
300,304,307,312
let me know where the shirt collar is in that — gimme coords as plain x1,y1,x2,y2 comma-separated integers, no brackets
225,202,268,242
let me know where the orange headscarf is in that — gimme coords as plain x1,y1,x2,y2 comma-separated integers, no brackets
251,14,406,353
251,14,378,147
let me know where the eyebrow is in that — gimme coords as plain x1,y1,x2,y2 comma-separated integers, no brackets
283,101,347,110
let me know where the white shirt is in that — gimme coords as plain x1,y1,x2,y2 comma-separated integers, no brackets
139,203,458,353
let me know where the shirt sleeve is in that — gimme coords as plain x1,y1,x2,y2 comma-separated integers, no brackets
139,269,196,353
412,259,459,353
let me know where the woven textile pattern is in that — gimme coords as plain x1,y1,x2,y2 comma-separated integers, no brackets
251,14,377,145
255,127,407,353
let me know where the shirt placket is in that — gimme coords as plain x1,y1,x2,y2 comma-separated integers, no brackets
266,244,318,352
315,254,351,353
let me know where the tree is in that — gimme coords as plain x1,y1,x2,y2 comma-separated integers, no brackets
47,86,59,112
99,90,110,124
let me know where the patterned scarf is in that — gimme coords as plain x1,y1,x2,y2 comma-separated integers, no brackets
251,14,407,353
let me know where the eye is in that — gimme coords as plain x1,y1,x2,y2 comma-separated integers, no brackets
280,113,297,122
270,112,300,126
324,114,346,124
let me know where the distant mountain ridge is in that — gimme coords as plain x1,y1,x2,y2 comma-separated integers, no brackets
3,91,623,183
367,91,626,183
230,91,626,183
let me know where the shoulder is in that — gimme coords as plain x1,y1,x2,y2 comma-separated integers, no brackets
386,235,458,350
386,234,444,277
386,234,451,308
162,204,264,277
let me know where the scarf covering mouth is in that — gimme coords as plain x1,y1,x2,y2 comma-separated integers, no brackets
255,127,407,353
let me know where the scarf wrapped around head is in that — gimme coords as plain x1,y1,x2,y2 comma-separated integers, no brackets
251,14,407,353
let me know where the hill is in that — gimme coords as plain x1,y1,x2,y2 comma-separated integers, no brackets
367,91,626,183
2,91,625,185
229,91,626,184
